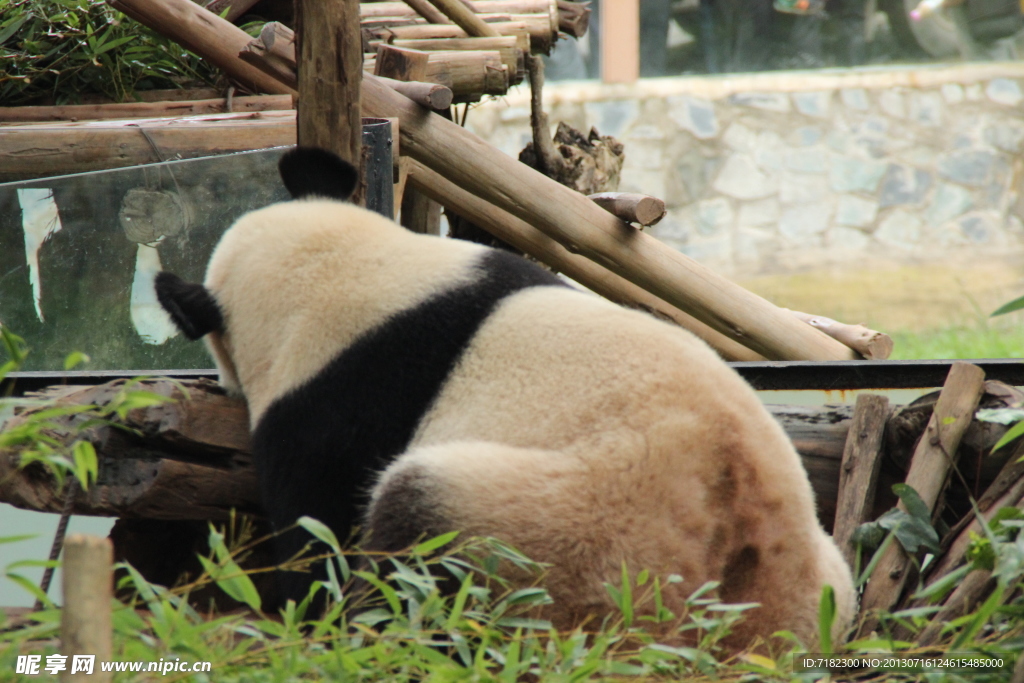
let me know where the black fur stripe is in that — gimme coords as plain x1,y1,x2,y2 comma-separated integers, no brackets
253,250,565,605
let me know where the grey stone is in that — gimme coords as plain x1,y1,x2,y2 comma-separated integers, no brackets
840,88,870,111
925,182,974,225
723,122,758,152
729,91,792,113
584,99,639,138
879,164,932,208
712,154,779,199
680,236,733,266
780,172,828,203
1009,215,1024,239
695,197,734,235
674,150,712,203
879,90,906,118
784,147,828,173
622,140,664,171
875,209,922,248
861,116,889,136
778,202,832,242
835,195,878,228
793,126,823,146
626,124,665,140
619,168,666,200
650,208,690,241
959,212,1001,243
984,120,1024,153
666,95,719,139
826,130,850,153
737,197,780,227
735,227,780,265
937,149,997,187
828,226,871,251
986,78,1023,106
829,155,887,193
793,90,832,118
941,83,965,104
908,92,943,127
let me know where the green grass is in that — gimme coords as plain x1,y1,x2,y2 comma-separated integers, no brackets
889,318,1024,360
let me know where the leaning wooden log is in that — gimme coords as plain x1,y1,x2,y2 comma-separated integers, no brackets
588,192,666,226
401,0,452,24
0,112,296,182
365,51,510,98
359,75,854,361
916,569,997,646
367,0,559,31
0,94,293,123
405,159,765,362
858,362,986,635
787,310,894,360
375,77,454,110
239,21,299,90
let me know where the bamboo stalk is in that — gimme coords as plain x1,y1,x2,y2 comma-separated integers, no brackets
61,535,113,683
407,160,764,362
362,74,854,361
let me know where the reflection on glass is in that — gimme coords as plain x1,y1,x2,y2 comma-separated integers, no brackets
0,148,291,371
544,0,1024,80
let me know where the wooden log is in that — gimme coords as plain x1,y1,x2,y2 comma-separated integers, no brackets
588,192,666,226
295,0,362,182
406,159,765,362
239,21,299,90
0,112,297,182
400,183,443,235
426,0,503,37
389,36,526,83
858,362,986,635
107,0,292,96
0,94,293,123
556,0,590,37
368,20,548,53
787,310,894,360
1,379,859,527
374,44,430,82
375,76,454,109
400,0,452,24
833,394,890,569
360,74,855,361
366,50,509,98
61,535,113,683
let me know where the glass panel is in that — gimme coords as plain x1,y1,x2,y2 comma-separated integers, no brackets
0,148,291,371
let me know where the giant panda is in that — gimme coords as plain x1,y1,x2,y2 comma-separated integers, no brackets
155,147,855,649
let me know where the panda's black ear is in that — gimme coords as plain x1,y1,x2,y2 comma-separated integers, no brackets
155,272,223,340
279,147,359,202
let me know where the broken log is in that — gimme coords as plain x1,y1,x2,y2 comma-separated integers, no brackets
405,159,766,362
555,0,590,38
365,50,510,97
859,362,986,634
374,44,431,82
0,94,293,123
787,310,894,360
833,394,890,569
588,192,666,227
389,35,527,82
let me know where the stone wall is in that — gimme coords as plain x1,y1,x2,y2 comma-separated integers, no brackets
465,62,1024,276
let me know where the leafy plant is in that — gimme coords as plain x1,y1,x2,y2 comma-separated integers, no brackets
0,0,225,105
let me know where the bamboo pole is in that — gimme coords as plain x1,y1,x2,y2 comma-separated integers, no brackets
360,74,854,361
61,535,113,683
407,160,764,362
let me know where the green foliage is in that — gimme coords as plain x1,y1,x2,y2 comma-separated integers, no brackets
0,0,224,105
853,483,941,560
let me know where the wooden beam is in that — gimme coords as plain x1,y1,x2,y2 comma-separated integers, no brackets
406,159,764,362
587,192,666,226
374,44,430,82
0,95,293,123
426,0,503,37
360,74,855,361
601,0,638,83
295,0,362,178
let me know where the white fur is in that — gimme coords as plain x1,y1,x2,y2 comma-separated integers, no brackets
203,198,855,649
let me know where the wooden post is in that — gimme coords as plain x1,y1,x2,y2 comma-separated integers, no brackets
601,0,639,83
833,394,890,569
859,362,986,634
294,0,362,192
61,535,113,683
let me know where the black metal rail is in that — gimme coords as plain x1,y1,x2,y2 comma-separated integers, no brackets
2,359,1023,396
